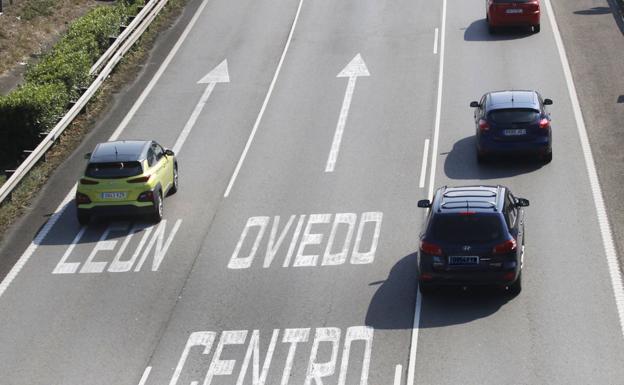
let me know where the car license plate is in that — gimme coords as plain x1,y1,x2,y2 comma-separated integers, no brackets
449,256,479,265
101,192,127,200
506,8,523,13
504,129,526,136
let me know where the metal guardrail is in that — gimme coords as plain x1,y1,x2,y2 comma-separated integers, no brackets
0,0,170,205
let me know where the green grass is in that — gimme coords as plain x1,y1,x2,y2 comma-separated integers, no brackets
21,0,55,21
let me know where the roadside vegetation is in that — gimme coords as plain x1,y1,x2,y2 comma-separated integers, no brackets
0,0,186,241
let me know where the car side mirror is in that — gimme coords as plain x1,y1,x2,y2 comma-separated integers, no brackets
470,101,479,108
418,199,431,208
515,198,530,207
84,152,91,160
543,98,553,105
165,149,175,156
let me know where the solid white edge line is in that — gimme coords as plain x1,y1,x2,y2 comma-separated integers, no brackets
0,0,211,301
111,0,212,140
408,1,446,384
543,0,624,338
394,364,403,385
138,366,152,385
433,28,439,55
223,0,305,197
418,139,430,188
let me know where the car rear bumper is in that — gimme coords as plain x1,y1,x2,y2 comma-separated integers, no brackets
478,135,551,156
489,12,540,27
77,203,154,217
419,269,520,286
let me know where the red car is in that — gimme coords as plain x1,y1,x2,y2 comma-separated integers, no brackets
486,0,541,34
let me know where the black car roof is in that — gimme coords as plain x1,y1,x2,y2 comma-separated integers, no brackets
486,90,540,111
90,140,151,163
433,185,505,213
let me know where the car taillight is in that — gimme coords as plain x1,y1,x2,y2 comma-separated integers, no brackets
479,119,490,132
76,192,91,204
493,239,517,254
137,191,154,202
80,178,99,185
539,118,550,129
128,175,151,183
420,240,443,256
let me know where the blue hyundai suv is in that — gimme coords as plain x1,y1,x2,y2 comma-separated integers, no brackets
417,185,529,295
470,90,553,163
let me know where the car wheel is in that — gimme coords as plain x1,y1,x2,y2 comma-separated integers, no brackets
542,151,553,164
506,272,522,296
169,164,178,195
150,190,163,223
419,283,436,295
533,24,540,33
77,209,90,226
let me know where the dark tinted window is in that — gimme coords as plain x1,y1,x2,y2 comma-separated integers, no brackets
488,109,539,124
86,161,143,179
431,214,504,243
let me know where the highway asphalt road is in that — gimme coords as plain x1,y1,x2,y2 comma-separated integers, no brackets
0,0,623,384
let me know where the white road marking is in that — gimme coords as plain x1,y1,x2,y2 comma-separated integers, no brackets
433,28,439,54
544,0,624,338
223,0,306,197
111,0,212,141
172,59,230,154
0,0,211,299
138,366,152,385
394,364,403,385
408,0,447,384
418,139,430,188
325,53,370,172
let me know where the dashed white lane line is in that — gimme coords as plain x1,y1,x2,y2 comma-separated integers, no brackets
138,366,152,385
408,1,446,384
223,0,306,197
433,28,439,54
394,364,403,385
418,139,430,188
0,0,212,300
543,0,624,338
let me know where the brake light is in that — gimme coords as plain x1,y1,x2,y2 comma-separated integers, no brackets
76,192,91,204
479,119,490,132
128,175,151,183
493,239,517,254
137,191,154,202
80,178,98,185
420,241,443,256
539,118,550,129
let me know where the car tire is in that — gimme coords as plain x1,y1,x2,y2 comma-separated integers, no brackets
150,190,163,223
542,151,553,164
169,164,178,195
488,24,496,34
77,209,91,226
507,272,522,296
533,24,540,33
419,283,436,295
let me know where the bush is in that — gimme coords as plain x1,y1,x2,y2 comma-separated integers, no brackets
0,83,69,166
0,1,142,168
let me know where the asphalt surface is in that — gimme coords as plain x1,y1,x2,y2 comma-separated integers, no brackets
0,0,623,384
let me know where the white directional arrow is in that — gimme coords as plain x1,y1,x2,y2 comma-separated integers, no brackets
325,53,370,172
172,59,230,153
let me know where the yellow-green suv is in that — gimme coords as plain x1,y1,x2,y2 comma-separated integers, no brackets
76,140,178,225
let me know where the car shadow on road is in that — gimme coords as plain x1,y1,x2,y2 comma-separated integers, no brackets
443,136,543,180
464,19,533,42
365,253,511,330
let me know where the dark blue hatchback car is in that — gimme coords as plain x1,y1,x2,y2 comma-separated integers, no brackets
417,185,529,295
470,90,553,163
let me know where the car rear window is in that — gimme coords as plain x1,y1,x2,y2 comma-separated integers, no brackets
86,161,143,179
488,109,539,124
431,214,504,243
